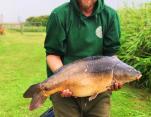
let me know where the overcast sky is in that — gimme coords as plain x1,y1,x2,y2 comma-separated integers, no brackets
0,0,151,23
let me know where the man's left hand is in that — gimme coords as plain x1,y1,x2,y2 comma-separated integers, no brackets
108,82,123,91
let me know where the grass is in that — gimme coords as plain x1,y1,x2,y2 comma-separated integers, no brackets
0,31,151,117
0,31,51,117
111,86,151,117
19,26,46,32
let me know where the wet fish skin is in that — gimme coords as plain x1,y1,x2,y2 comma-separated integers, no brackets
23,56,142,111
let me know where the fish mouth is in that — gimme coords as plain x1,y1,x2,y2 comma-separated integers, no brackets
136,73,142,80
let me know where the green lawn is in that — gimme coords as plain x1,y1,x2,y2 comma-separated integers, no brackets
0,31,151,117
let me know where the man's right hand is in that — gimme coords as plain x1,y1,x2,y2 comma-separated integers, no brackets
60,89,73,97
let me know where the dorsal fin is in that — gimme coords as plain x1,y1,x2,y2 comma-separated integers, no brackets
82,56,105,61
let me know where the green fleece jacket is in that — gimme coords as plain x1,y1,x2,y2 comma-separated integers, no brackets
44,0,121,77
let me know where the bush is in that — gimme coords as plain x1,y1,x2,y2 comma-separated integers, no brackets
25,16,49,26
118,3,151,90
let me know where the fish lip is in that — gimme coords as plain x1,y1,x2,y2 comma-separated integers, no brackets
136,73,142,80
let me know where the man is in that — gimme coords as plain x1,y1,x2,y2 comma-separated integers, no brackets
44,0,121,116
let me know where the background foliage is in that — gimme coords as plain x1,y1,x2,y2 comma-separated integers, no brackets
118,3,151,90
25,16,48,26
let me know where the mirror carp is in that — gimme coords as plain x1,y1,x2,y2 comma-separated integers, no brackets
23,56,142,110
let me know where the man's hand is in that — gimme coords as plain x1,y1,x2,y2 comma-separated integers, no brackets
108,82,123,91
60,89,73,97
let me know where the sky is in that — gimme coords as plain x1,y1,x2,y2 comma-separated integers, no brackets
0,0,151,23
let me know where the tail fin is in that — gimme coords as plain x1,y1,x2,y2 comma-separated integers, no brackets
23,83,47,111
23,80,63,110
23,83,40,98
29,92,47,111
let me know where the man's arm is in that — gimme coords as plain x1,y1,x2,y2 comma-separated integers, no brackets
103,11,121,56
103,11,122,91
109,55,123,91
47,55,72,97
46,55,63,73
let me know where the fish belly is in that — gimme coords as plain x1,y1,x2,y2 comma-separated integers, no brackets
66,73,113,97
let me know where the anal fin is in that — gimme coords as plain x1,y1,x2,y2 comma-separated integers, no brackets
89,93,98,101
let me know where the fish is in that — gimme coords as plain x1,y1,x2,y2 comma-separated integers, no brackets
23,56,142,111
